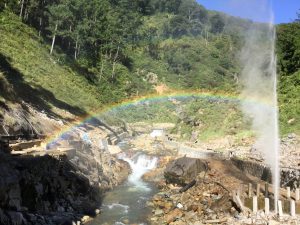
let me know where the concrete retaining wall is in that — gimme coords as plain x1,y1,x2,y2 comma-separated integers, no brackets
232,158,300,189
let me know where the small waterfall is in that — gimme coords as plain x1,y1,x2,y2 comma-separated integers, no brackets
89,153,158,224
119,153,158,191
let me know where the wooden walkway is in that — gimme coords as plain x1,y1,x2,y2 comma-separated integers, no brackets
0,133,74,158
10,146,76,157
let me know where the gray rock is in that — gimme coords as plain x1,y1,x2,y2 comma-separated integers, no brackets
7,211,26,225
164,157,208,185
0,209,10,225
25,213,37,222
154,209,164,216
57,206,65,213
288,133,296,139
8,185,21,210
8,186,20,199
35,183,43,196
8,199,21,211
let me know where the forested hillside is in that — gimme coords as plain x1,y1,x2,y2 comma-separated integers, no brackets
277,21,300,134
0,0,299,136
0,0,250,99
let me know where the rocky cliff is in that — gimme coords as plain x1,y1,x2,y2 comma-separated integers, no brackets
0,123,130,225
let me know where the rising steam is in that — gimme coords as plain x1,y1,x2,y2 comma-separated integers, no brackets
238,11,280,210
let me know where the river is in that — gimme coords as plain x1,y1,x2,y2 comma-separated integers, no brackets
87,153,158,225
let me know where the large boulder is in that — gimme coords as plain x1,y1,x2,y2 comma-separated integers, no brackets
164,157,208,185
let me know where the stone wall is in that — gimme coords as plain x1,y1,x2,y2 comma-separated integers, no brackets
232,158,300,189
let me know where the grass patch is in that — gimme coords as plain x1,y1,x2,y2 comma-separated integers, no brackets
0,11,102,115
279,70,300,135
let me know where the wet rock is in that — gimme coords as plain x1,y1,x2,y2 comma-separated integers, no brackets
95,209,100,215
154,209,164,216
121,218,129,224
81,215,91,223
164,157,208,185
146,201,154,207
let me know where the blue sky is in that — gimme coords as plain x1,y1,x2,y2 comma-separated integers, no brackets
197,0,300,24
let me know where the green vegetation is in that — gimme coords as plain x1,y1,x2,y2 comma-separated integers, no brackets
0,0,299,138
0,10,151,116
104,97,251,141
1,0,249,91
102,100,178,125
0,0,246,119
132,35,239,90
277,22,300,134
0,11,101,115
172,99,250,141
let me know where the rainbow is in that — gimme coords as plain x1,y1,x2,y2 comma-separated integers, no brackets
44,89,275,148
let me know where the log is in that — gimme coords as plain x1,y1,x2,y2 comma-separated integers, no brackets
179,180,196,193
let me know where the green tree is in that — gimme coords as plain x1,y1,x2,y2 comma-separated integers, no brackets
0,0,19,13
166,15,190,37
136,0,153,15
277,22,300,74
210,14,225,34
0,2,4,11
46,0,72,54
164,0,182,13
178,0,207,24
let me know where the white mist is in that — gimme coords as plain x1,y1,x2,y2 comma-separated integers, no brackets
239,11,280,211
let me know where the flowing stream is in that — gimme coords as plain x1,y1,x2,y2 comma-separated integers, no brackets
88,153,158,225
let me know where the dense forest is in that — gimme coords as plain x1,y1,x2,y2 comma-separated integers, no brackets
0,0,247,96
0,0,299,135
277,20,300,134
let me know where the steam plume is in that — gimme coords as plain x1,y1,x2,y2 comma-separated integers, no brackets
238,8,280,211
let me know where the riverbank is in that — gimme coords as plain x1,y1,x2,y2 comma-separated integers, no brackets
87,153,159,225
0,122,131,225
142,136,300,224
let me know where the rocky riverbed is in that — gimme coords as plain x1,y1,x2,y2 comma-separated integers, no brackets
137,134,300,225
144,156,300,225
145,156,252,225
